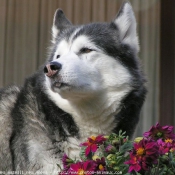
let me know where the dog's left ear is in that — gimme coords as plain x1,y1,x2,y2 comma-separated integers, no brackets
52,9,72,43
112,2,139,52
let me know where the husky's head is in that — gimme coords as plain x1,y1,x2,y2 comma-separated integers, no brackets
44,2,145,123
44,2,142,117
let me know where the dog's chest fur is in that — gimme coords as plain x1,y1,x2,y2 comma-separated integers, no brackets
25,99,117,173
40,87,120,155
24,80,122,171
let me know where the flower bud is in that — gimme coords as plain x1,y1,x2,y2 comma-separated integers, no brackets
110,161,117,165
105,145,116,153
170,147,175,153
104,136,109,139
112,139,120,145
134,137,143,143
106,154,114,161
92,155,100,161
113,166,120,171
160,155,169,164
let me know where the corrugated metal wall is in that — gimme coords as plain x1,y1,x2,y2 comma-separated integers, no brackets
0,0,160,136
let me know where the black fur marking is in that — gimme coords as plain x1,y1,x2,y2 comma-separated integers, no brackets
113,87,147,138
10,70,79,169
40,87,79,139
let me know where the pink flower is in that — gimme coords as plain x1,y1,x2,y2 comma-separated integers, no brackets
62,154,74,171
125,154,141,172
144,123,175,140
105,145,116,153
134,139,159,159
80,135,106,156
157,138,175,154
95,157,106,172
69,160,96,175
125,139,159,172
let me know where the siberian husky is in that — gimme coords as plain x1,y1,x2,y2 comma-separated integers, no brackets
0,2,146,174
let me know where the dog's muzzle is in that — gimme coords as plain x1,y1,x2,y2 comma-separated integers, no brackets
44,62,62,77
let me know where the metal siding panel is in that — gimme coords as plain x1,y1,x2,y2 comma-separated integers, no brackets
160,0,175,125
4,0,16,86
82,0,92,23
0,0,7,87
13,0,28,85
73,0,84,24
26,0,40,74
134,0,161,136
38,0,49,66
73,0,92,24
38,0,59,66
92,0,106,22
106,0,119,22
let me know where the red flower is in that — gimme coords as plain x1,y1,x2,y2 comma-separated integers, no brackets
125,154,141,172
80,135,106,156
95,157,106,172
62,154,74,171
144,123,175,140
125,139,159,172
105,145,116,153
157,138,175,154
69,160,96,175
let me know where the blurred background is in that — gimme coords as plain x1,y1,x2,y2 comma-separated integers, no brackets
0,0,174,136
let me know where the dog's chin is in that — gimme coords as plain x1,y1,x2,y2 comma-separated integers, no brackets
50,81,98,100
51,81,71,91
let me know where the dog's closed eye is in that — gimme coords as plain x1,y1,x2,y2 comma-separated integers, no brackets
80,48,93,54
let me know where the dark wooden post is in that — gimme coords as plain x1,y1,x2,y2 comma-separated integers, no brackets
160,0,175,125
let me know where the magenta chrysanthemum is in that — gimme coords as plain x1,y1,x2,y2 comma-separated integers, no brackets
143,123,175,140
80,135,106,156
62,154,74,171
125,154,141,172
125,139,159,172
69,160,96,175
105,145,116,153
95,157,106,172
157,138,175,154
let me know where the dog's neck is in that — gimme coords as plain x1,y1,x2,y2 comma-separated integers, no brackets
69,95,119,137
45,85,131,138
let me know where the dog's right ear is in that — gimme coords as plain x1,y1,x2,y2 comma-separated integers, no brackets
52,9,72,43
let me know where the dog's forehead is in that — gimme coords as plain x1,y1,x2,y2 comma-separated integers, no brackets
56,23,119,53
55,25,98,53
56,35,96,55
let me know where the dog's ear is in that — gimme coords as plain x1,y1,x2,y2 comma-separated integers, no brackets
112,2,139,52
52,9,72,42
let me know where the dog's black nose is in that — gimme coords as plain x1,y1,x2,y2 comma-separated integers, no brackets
44,62,62,77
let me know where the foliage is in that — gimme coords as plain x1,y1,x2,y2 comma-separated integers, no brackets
59,123,175,175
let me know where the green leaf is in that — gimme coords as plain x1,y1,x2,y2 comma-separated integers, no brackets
79,147,88,161
120,142,133,153
56,164,62,171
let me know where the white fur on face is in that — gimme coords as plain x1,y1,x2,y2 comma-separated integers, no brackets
50,35,103,99
51,34,132,96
